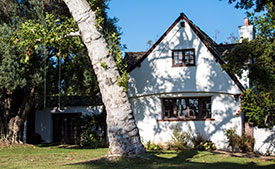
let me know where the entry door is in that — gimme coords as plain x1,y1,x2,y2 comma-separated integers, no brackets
52,113,81,144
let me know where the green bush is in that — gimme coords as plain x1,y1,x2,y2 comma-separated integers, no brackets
191,133,207,148
197,140,217,151
224,128,240,152
192,133,216,151
145,141,161,151
76,114,107,148
238,134,255,153
168,125,191,150
224,128,255,153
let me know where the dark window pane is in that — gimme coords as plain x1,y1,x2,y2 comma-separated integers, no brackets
184,50,195,65
201,98,211,118
189,98,199,117
162,97,211,119
173,51,183,66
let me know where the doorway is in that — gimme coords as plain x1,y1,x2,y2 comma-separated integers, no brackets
52,113,81,144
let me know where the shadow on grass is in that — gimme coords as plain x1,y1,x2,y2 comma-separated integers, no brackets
35,143,107,150
67,150,275,169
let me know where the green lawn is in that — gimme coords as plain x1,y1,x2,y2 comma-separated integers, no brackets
0,144,274,169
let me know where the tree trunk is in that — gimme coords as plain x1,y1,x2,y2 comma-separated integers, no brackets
8,115,24,144
0,95,12,142
63,0,145,157
1,87,35,144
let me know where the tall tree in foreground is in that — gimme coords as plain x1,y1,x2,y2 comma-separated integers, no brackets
62,0,145,157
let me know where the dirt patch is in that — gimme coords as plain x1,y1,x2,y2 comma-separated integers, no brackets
213,150,275,161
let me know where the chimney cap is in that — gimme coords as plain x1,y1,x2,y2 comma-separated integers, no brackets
244,18,249,26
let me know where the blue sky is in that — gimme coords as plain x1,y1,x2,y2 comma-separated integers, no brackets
107,0,248,52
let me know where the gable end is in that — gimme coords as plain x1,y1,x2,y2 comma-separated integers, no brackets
127,12,245,92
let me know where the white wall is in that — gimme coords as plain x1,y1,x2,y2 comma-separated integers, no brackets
254,127,275,155
130,93,242,149
35,106,102,143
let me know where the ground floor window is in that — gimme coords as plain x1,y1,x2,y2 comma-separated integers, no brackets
161,97,211,120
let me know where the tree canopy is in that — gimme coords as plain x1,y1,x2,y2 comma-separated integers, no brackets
223,1,275,128
0,0,126,143
226,0,272,12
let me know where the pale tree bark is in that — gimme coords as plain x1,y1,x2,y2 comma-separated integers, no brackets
63,0,145,157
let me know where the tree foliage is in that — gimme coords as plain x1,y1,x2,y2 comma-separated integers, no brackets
223,1,275,128
226,0,272,12
0,0,127,143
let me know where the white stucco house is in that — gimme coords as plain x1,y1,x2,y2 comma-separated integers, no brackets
124,13,251,150
28,12,274,154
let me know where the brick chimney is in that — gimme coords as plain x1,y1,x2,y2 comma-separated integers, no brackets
238,18,255,42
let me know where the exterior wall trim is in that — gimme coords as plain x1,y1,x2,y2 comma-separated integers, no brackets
129,91,240,99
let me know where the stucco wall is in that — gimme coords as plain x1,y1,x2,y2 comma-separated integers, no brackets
35,106,102,143
254,127,275,155
130,93,241,149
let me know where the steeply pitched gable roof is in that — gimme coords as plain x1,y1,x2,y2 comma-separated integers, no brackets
124,52,147,71
125,13,245,92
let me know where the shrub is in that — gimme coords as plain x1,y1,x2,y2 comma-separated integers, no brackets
192,133,216,151
197,140,217,151
191,132,207,148
224,128,255,153
224,128,240,152
76,114,107,148
145,141,161,151
238,134,255,153
168,125,191,150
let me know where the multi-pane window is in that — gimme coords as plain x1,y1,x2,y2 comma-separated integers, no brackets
172,49,195,66
162,97,211,120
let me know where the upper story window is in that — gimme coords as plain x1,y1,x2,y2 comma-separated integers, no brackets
172,49,195,67
161,97,211,120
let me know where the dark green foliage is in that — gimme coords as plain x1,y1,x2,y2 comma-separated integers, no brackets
145,141,161,151
191,133,216,151
241,89,275,128
0,0,121,142
225,128,255,152
191,133,207,148
223,1,275,128
226,0,271,12
238,134,255,153
224,128,240,152
196,141,217,151
76,112,107,148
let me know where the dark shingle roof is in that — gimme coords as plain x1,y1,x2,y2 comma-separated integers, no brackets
124,52,146,71
44,96,103,108
216,43,238,58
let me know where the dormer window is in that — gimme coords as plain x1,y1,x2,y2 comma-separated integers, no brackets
172,49,195,67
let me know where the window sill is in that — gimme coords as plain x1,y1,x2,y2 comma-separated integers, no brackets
157,118,215,122
172,64,196,67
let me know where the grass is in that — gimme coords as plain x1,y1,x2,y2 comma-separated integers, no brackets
0,144,274,169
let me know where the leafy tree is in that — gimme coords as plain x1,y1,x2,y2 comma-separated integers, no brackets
223,1,275,128
0,0,98,143
0,1,46,143
226,0,272,12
